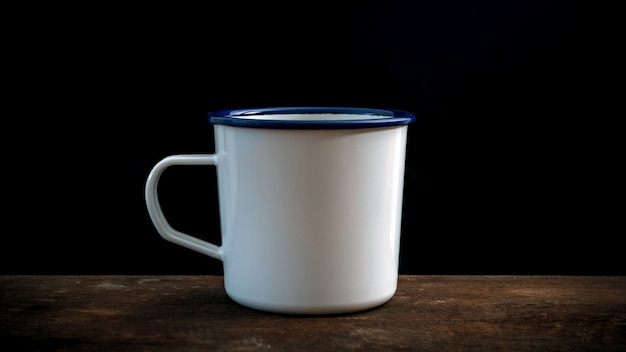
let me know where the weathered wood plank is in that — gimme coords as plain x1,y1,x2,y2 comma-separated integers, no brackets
2,275,625,351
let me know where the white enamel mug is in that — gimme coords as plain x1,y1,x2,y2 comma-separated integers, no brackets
145,107,415,314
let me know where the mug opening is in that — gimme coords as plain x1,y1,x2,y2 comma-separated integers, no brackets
208,107,415,129
230,113,388,121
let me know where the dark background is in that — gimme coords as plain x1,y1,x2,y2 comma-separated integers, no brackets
4,1,622,275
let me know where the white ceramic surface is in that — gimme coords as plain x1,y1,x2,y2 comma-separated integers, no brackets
145,109,413,314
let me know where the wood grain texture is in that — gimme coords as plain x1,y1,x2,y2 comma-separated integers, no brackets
2,275,625,351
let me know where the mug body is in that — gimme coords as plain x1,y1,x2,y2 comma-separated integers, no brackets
210,107,413,314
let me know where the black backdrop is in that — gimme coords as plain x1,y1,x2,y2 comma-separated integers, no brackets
4,1,621,275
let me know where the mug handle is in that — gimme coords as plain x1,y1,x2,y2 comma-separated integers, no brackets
144,154,223,260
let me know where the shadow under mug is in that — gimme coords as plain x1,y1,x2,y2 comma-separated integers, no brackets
145,107,416,314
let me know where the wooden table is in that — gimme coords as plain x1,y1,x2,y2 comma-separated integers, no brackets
2,275,625,351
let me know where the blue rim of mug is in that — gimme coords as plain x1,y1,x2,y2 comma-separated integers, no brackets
207,107,416,129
